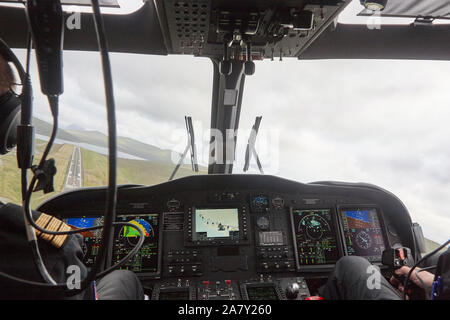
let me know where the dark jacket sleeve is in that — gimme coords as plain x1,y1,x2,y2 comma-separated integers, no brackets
0,203,91,299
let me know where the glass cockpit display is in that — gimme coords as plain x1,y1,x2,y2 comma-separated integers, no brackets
193,208,240,241
250,195,269,213
291,209,340,265
246,285,280,300
112,214,160,274
339,208,386,261
66,217,104,267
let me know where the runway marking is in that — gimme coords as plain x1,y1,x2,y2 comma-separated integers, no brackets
63,146,83,191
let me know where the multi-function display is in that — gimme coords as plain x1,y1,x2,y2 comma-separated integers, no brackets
291,209,340,266
193,208,240,241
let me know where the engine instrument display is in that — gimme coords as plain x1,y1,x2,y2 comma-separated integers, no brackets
291,209,340,266
339,208,386,261
66,217,103,267
192,208,240,241
112,214,161,274
246,285,280,300
158,289,190,300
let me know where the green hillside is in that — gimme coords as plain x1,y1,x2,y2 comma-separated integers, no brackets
81,147,204,187
424,238,442,254
0,139,74,208
33,117,81,142
33,117,176,163
0,138,205,209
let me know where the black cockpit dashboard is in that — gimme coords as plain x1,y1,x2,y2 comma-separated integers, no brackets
37,174,416,300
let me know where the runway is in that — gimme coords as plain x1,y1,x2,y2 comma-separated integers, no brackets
63,146,83,191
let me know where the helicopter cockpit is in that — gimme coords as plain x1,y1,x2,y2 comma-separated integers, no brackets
0,0,448,301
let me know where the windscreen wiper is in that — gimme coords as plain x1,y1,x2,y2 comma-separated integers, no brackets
243,116,264,174
169,116,198,181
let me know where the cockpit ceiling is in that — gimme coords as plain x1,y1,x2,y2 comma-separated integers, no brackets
0,0,119,7
359,0,450,20
1,1,450,61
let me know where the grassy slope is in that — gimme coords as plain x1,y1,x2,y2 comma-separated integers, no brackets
81,147,206,187
0,139,74,208
1,140,204,209
424,238,442,254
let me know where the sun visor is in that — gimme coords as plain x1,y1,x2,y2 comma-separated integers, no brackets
0,0,119,7
359,0,450,20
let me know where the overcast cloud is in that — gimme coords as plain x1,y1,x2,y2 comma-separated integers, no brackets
8,0,450,244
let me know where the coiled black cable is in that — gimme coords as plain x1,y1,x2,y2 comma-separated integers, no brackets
0,0,142,296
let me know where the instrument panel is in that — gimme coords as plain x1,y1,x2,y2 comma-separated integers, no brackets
38,174,415,300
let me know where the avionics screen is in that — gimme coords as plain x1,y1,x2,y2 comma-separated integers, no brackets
291,209,340,265
66,217,103,267
159,290,190,300
192,208,239,241
340,208,386,261
247,285,279,300
112,214,160,273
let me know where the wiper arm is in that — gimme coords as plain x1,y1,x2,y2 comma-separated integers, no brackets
169,116,198,181
243,116,264,174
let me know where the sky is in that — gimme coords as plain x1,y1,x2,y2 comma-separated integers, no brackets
5,0,450,243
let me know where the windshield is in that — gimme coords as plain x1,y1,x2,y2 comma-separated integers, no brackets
1,50,448,248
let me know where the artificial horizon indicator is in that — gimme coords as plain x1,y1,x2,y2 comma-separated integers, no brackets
340,208,386,262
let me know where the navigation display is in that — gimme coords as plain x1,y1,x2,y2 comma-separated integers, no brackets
291,209,340,266
193,208,239,241
66,217,103,267
112,214,160,274
340,208,386,261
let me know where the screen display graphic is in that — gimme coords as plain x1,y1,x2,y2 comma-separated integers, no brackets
340,208,386,261
247,285,279,300
159,290,190,300
291,209,340,265
193,208,239,241
112,214,160,273
66,217,103,267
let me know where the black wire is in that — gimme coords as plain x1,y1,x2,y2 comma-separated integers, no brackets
74,0,119,294
18,0,118,292
403,239,450,300
17,30,57,285
0,0,126,295
29,240,56,285
415,265,437,290
22,0,118,295
25,33,31,76
21,101,59,284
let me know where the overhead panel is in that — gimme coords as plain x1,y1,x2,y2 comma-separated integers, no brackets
359,0,450,20
156,0,352,59
0,0,119,7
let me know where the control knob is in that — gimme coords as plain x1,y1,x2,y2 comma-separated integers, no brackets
256,216,270,230
285,283,300,300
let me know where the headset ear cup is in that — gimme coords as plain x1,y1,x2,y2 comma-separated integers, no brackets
0,94,21,155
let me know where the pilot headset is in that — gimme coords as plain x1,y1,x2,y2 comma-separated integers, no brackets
0,38,26,155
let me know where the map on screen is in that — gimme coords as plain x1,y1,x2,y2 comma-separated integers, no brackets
193,208,239,240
